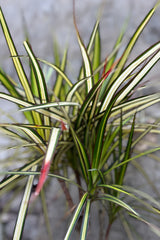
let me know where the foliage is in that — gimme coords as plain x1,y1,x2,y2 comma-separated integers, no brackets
0,1,160,239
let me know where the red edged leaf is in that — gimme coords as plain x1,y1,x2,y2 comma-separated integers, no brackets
31,161,50,200
30,127,61,201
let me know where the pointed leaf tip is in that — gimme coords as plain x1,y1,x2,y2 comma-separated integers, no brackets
30,161,50,202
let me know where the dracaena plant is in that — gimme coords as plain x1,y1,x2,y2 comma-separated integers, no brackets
0,1,160,239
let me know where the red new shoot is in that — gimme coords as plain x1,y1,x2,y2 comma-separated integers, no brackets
61,120,68,131
101,56,121,81
30,127,61,202
30,161,51,202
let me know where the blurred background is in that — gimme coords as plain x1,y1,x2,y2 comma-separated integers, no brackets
0,0,160,81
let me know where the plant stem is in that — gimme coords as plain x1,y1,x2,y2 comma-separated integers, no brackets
75,170,83,200
105,222,112,240
58,178,74,209
99,209,105,240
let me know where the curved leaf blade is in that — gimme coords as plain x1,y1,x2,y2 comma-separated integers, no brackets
73,1,93,92
0,8,34,103
116,49,160,104
100,41,160,112
0,93,66,123
99,194,139,216
80,199,91,240
64,192,88,240
109,1,160,84
24,41,50,139
31,127,61,198
13,165,37,240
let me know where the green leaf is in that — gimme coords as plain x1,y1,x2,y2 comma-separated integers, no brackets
38,58,82,104
0,170,83,190
23,41,50,139
76,20,99,82
69,124,92,185
0,156,43,193
104,147,160,176
100,116,131,170
64,192,88,240
118,114,136,185
13,165,37,240
92,97,116,179
0,123,46,152
0,8,45,135
105,20,127,75
109,1,160,84
87,20,99,55
114,185,160,209
92,24,101,83
66,78,86,104
100,41,160,112
32,127,61,197
76,76,105,128
73,3,93,92
0,70,20,98
99,194,139,216
113,95,160,125
99,184,160,222
0,8,34,103
20,101,80,111
40,188,53,240
0,93,66,123
52,47,68,101
80,199,91,240
111,93,160,118
30,63,39,97
0,70,33,122
116,49,160,104
53,38,60,67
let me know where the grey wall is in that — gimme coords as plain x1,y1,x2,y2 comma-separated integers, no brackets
0,0,160,119
0,0,160,80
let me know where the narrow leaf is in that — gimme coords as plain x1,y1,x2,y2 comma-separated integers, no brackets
76,76,106,128
100,194,139,216
0,70,20,98
100,42,160,112
70,125,92,185
64,192,88,240
92,98,115,175
0,93,66,123
0,8,45,134
0,8,34,103
38,58,82,104
87,20,99,55
109,1,160,83
31,127,61,199
23,41,50,139
13,165,37,240
104,147,160,175
118,114,136,185
80,199,91,240
52,47,68,100
92,25,101,83
73,0,93,92
116,49,160,104
0,156,43,190
20,101,80,111
0,123,46,153
0,70,33,122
